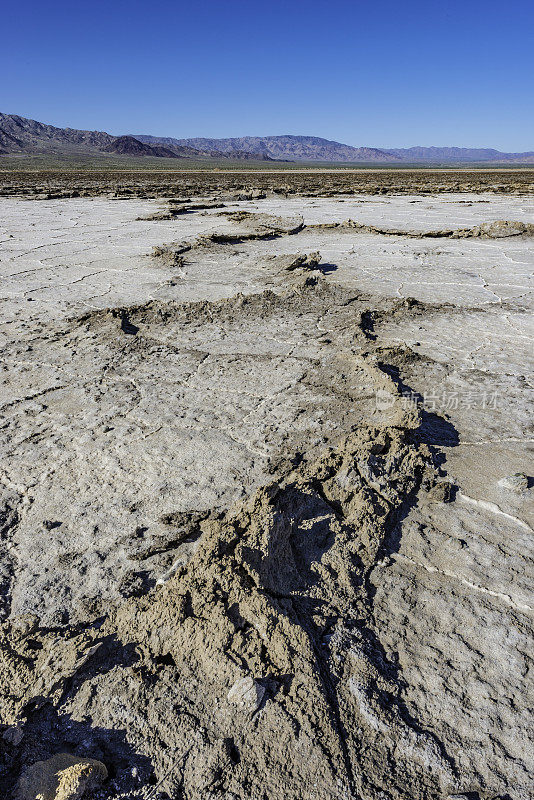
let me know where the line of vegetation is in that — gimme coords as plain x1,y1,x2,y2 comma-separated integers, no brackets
2,154,534,173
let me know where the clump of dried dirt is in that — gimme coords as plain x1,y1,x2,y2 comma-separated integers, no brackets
311,218,534,238
150,211,304,265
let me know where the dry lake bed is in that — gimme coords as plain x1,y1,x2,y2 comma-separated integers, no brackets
0,181,532,800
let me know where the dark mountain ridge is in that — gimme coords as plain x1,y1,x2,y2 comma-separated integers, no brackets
103,136,181,158
0,114,208,159
1,114,533,163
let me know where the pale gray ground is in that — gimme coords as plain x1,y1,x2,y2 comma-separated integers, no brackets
0,193,532,800
221,192,534,229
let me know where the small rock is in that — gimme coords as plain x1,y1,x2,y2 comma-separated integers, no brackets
15,752,107,800
498,473,529,492
227,676,265,713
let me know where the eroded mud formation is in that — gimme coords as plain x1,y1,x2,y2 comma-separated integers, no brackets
0,188,532,800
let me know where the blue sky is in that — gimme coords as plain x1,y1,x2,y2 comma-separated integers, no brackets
3,0,533,150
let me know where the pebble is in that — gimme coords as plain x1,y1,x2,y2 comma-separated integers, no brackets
14,753,107,800
227,676,266,713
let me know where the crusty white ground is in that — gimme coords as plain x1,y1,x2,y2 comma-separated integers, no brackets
1,192,533,798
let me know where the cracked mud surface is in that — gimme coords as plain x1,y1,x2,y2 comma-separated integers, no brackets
0,186,532,800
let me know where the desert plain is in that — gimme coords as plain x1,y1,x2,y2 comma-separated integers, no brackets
0,170,532,800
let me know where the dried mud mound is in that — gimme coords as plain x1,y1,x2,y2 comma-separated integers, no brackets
1,282,396,625
311,218,534,238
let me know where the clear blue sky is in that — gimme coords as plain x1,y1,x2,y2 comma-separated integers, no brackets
3,0,533,150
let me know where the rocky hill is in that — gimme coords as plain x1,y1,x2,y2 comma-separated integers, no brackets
0,114,205,160
135,134,276,161
0,113,115,154
141,134,398,162
103,135,180,158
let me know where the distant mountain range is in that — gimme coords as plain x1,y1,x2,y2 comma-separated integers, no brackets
1,113,534,164
137,135,534,163
0,114,272,161
134,134,398,163
385,146,534,163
